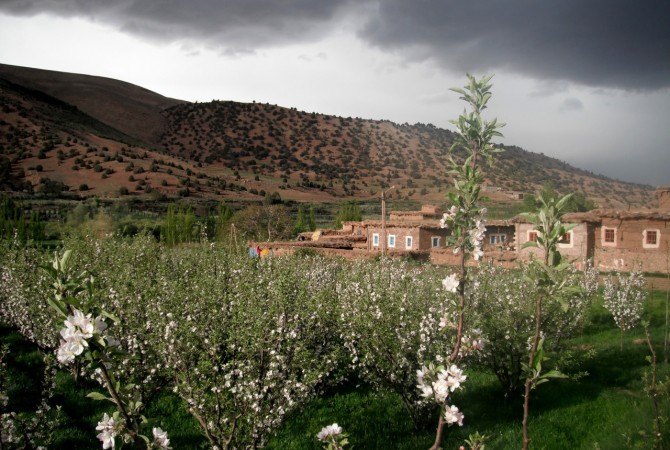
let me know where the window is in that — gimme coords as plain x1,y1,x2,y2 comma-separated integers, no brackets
643,229,660,248
558,230,574,248
405,236,413,250
372,233,379,247
528,231,538,242
489,234,507,245
388,234,396,248
602,227,617,247
431,236,440,248
646,230,658,245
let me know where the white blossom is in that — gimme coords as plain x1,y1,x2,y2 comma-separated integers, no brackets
152,427,171,449
444,404,464,426
96,413,119,449
442,274,459,293
316,423,342,441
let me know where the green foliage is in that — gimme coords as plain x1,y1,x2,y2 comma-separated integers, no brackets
308,204,317,231
294,204,307,235
231,203,294,242
1,235,670,448
0,196,45,242
521,183,596,213
449,74,505,167
333,200,362,229
161,203,198,246
520,190,576,266
471,263,596,394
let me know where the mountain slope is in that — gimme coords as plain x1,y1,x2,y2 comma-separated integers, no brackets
0,63,184,144
0,64,655,208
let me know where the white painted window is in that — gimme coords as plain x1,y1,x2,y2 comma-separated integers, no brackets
372,233,379,247
431,236,440,247
643,229,660,249
388,234,396,248
405,236,413,249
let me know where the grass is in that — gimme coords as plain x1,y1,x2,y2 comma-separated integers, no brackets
2,291,670,449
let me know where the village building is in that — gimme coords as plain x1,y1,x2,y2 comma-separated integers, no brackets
514,187,670,273
253,187,670,274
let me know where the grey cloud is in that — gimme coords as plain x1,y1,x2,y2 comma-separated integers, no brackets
558,97,584,112
2,0,669,91
529,80,571,98
0,0,356,48
358,0,670,91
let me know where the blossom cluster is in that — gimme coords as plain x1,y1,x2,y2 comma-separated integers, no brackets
442,274,459,294
57,309,108,364
317,423,342,441
603,267,646,332
96,413,123,449
439,206,460,229
417,363,466,426
469,218,486,261
440,206,487,261
316,422,348,450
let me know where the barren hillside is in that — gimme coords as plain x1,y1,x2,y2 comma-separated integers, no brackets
0,64,656,209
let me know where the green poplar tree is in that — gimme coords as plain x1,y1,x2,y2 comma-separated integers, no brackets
294,205,307,235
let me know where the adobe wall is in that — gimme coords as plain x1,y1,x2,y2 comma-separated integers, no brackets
366,225,449,252
594,218,669,273
657,187,670,211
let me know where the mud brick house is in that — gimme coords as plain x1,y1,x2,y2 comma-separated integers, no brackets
254,188,669,273
259,205,452,260
515,187,670,273
254,204,515,263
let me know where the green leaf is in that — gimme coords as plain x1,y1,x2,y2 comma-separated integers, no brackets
47,297,68,319
541,369,568,380
86,392,111,402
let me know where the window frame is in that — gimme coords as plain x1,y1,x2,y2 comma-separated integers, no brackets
405,236,413,250
431,236,441,248
558,230,574,248
643,229,660,249
388,234,396,248
489,234,507,245
602,227,617,246
372,233,380,247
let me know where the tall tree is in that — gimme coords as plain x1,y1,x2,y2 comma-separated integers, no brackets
294,204,307,236
333,201,362,229
307,204,317,231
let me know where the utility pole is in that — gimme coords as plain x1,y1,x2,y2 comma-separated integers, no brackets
381,186,394,257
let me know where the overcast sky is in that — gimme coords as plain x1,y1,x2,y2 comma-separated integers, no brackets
1,0,668,186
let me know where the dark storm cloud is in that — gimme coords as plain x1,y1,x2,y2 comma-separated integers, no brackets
2,0,669,91
0,0,356,49
359,0,670,91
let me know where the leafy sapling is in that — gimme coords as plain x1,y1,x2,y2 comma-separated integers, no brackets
425,73,504,450
42,250,171,450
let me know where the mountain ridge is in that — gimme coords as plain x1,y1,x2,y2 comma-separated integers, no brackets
0,63,655,209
